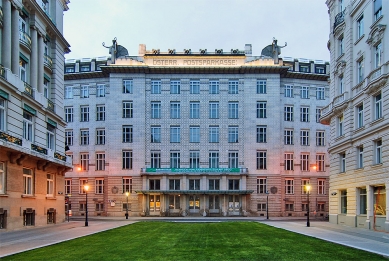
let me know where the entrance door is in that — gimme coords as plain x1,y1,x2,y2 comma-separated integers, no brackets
209,195,220,215
228,195,240,215
149,195,160,215
189,195,200,214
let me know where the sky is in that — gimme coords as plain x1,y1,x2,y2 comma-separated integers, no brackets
63,0,330,61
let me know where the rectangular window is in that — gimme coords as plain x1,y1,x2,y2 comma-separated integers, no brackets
190,126,200,143
170,80,180,94
65,179,71,195
80,85,89,98
316,87,325,100
374,139,382,164
170,102,181,119
189,179,200,190
65,86,73,99
315,66,325,74
256,101,267,118
338,115,344,136
374,93,382,120
23,168,33,195
190,102,200,119
301,179,310,194
19,58,27,82
96,105,105,121
23,111,34,141
341,190,347,214
257,178,267,194
189,151,200,168
316,131,325,146
359,188,367,214
340,152,346,172
256,151,267,170
300,154,309,172
122,125,133,143
65,107,73,123
285,203,294,211
190,80,200,94
316,108,322,123
123,150,133,169
228,126,239,143
80,153,89,171
228,152,238,168
95,203,104,212
80,106,89,122
257,203,267,212
209,126,219,143
285,179,294,194
123,80,133,94
122,101,133,118
95,179,104,194
357,59,364,83
299,64,310,73
169,179,180,190
149,180,161,190
228,80,239,94
257,80,266,94
339,76,344,94
375,42,382,68
170,126,180,143
46,124,55,150
228,102,239,119
80,64,90,72
228,179,239,190
96,84,105,97
357,104,363,128
0,98,5,131
209,152,219,168
357,146,363,168
284,129,294,145
170,152,180,168
285,85,293,97
46,174,54,196
374,0,382,21
209,81,219,94
339,36,344,56
300,107,309,122
284,153,294,171
209,102,219,119
373,186,386,216
151,152,161,168
318,179,326,195
96,153,105,171
357,15,364,39
123,178,132,193
151,126,161,143
256,126,267,143
284,106,293,121
80,129,89,145
62,132,74,153
151,80,161,94
300,130,309,146
301,86,309,99
96,128,105,145
209,179,220,190
316,154,325,172
151,102,161,119
79,179,88,194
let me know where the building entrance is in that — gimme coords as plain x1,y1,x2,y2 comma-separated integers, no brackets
149,195,160,215
228,195,240,215
188,195,200,214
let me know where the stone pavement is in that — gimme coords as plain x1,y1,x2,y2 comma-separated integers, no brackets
0,217,388,258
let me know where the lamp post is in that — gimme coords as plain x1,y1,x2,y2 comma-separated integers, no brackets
266,190,269,220
306,184,311,227
125,192,129,219
84,184,89,227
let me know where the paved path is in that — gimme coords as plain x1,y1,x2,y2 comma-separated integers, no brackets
0,217,388,258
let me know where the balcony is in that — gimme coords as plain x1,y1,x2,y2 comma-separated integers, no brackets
19,31,32,51
23,82,34,97
44,54,53,70
47,99,55,112
0,64,5,79
333,9,345,33
320,92,349,125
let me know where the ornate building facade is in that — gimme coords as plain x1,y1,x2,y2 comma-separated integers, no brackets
64,41,330,218
0,0,71,230
323,0,388,232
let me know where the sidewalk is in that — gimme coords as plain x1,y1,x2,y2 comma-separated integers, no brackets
0,217,388,258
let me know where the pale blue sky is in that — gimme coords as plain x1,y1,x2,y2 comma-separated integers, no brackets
64,0,330,61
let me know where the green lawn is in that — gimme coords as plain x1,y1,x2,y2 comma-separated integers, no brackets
3,222,387,261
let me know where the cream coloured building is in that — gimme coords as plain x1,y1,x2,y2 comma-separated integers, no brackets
323,0,388,232
64,41,330,218
0,0,72,230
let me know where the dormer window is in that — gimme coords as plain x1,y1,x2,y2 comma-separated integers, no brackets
299,64,310,73
80,64,90,72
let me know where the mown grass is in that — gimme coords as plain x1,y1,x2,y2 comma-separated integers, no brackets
3,221,387,261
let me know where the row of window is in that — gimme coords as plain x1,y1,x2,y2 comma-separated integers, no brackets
284,85,325,99
65,84,106,99
339,185,385,215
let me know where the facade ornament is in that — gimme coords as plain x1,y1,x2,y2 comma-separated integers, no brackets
366,24,386,46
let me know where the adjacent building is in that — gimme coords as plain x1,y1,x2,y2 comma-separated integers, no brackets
323,0,388,231
0,0,71,230
64,41,331,219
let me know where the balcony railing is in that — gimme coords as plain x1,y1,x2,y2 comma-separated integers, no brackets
24,82,34,97
47,99,55,112
0,64,5,79
333,92,348,107
44,54,53,70
19,31,32,50
0,6,3,26
333,9,345,32
0,131,22,146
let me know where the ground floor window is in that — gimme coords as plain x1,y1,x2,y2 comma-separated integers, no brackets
257,203,266,211
340,190,347,214
47,208,56,224
359,188,367,215
189,195,200,210
209,195,220,210
285,203,294,211
0,209,7,229
23,209,35,226
79,202,86,211
123,203,131,211
95,203,104,212
374,186,386,216
317,202,325,212
302,203,308,212
169,195,180,210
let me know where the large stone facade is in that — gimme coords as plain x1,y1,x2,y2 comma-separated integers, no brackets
0,0,71,230
323,0,389,232
64,42,331,219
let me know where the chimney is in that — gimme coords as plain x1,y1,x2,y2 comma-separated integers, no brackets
245,44,252,56
139,44,146,56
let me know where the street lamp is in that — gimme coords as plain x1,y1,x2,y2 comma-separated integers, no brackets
84,184,89,227
266,190,269,220
125,191,129,219
306,184,311,227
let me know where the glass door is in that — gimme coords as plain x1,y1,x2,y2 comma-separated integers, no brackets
228,195,240,215
189,195,200,214
149,195,160,215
